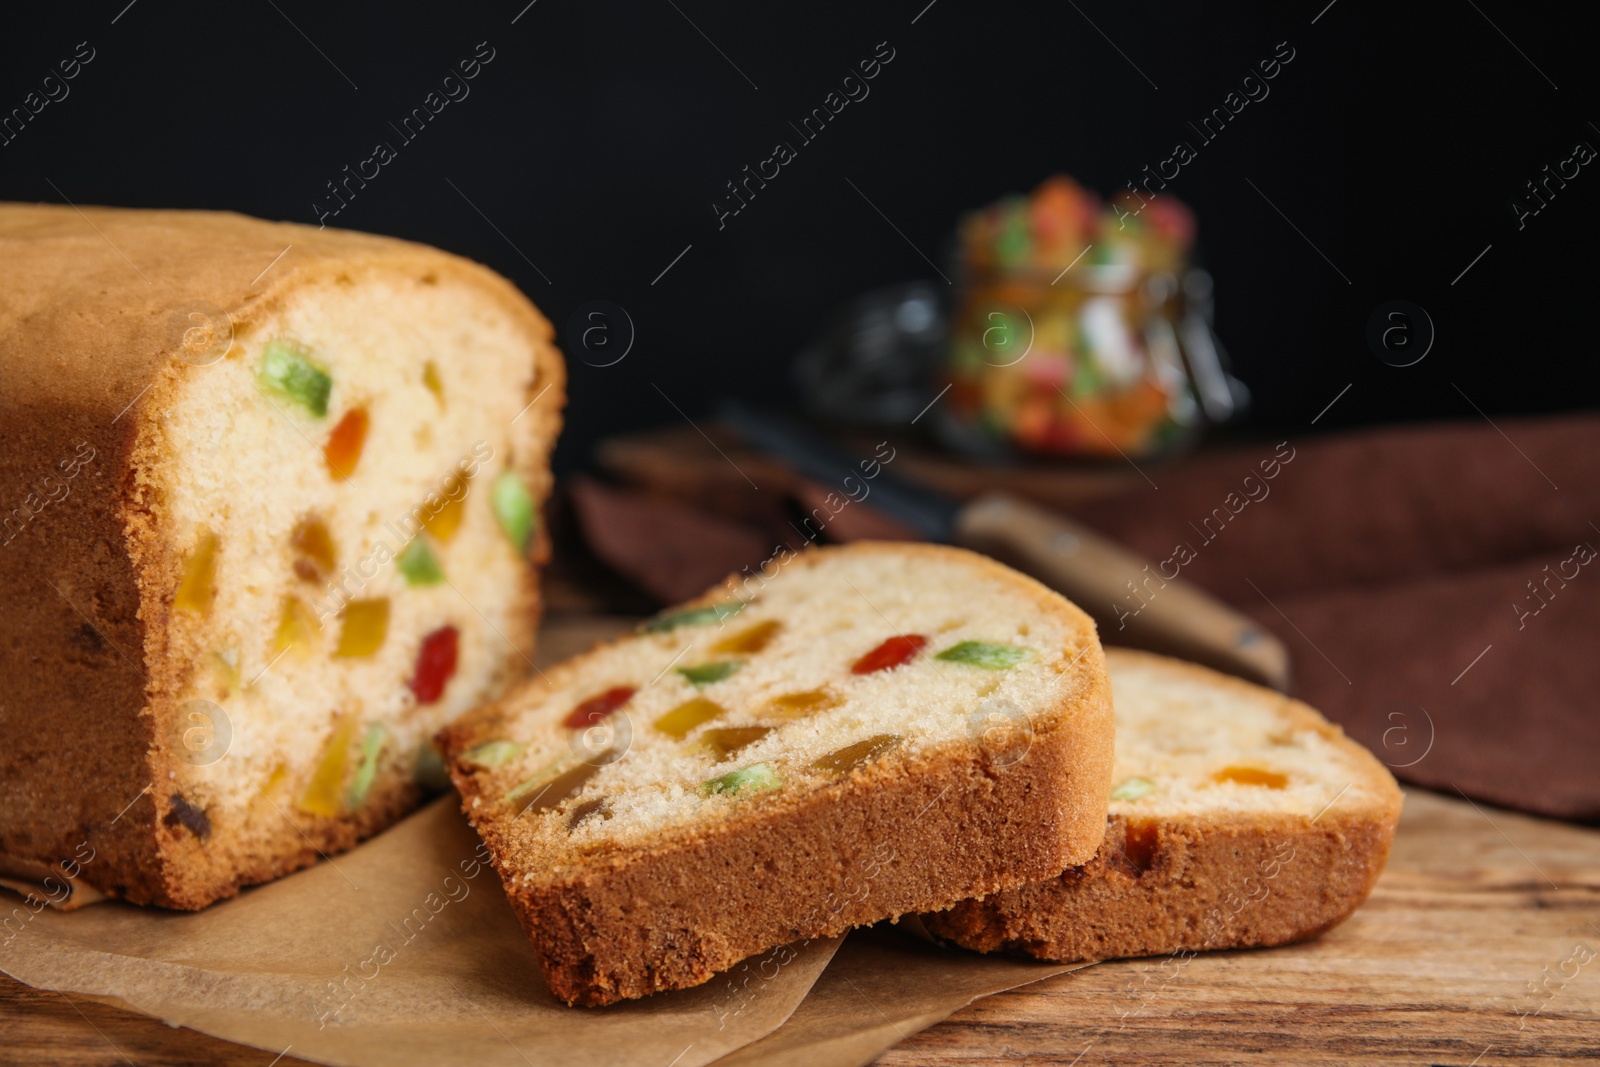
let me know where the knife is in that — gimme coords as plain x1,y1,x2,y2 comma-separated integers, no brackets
718,402,1289,691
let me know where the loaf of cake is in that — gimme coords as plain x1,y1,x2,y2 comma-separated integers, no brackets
437,543,1114,1005
924,648,1402,960
0,204,563,909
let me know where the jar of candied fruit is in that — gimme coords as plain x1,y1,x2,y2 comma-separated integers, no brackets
941,176,1244,460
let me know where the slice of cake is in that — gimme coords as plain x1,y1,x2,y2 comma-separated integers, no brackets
437,543,1114,1006
923,648,1402,961
0,204,563,909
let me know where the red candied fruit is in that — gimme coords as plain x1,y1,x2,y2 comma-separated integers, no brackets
409,625,459,704
563,686,637,730
851,634,928,675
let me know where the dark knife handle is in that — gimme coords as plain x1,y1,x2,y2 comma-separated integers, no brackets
954,492,1290,691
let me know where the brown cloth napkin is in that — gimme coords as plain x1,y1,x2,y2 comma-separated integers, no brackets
1073,413,1600,822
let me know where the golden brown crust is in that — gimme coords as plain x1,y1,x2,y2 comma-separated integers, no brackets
0,203,564,910
923,649,1403,962
439,542,1115,1005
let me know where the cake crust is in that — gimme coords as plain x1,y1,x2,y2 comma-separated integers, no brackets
440,542,1115,1005
924,648,1403,961
0,203,564,909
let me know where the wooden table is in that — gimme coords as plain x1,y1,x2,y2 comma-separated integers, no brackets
5,621,1598,1065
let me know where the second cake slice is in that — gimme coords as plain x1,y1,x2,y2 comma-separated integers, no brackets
438,543,1113,1005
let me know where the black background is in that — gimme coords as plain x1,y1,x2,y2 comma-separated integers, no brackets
2,0,1595,471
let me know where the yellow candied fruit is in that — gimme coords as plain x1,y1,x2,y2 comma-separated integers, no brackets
423,360,444,404
712,620,782,655
811,733,902,774
762,688,840,721
297,714,358,817
210,647,240,694
272,596,319,656
422,473,469,543
263,762,288,794
699,725,773,759
335,599,390,657
175,528,219,612
290,515,336,582
654,697,726,740
1213,765,1289,789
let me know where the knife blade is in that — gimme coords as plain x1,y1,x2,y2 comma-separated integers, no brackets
718,402,1290,691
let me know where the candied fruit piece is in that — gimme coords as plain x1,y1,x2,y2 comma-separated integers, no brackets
703,762,780,797
762,688,841,721
713,620,782,655
346,724,388,808
422,473,469,543
263,762,288,794
562,686,637,730
422,360,444,404
272,595,318,656
1111,776,1156,801
290,516,336,583
464,740,523,767
699,725,773,759
642,601,745,633
415,744,453,791
397,538,444,586
297,714,358,816
935,640,1031,669
852,634,928,674
655,697,725,739
211,647,240,693
677,661,742,688
492,470,536,551
335,598,390,657
323,406,369,481
257,339,332,416
409,625,459,703
566,797,608,830
175,528,219,613
1213,766,1288,789
504,760,601,812
812,733,901,773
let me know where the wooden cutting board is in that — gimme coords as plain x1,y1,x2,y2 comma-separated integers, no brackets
3,618,1597,1065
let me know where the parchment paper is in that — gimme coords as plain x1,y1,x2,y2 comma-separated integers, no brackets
0,796,839,1067
715,924,1092,1067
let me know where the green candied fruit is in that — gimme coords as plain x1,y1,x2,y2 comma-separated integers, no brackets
257,340,332,416
492,470,536,551
464,740,523,767
641,600,746,634
934,641,1031,670
703,762,780,797
397,538,444,586
345,724,388,808
1110,776,1156,802
677,661,743,687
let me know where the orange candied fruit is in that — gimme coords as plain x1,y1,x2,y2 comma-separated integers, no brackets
324,407,370,481
713,620,782,655
811,733,901,773
699,726,773,759
335,598,390,657
1213,766,1288,789
290,515,336,582
175,528,219,612
762,688,840,721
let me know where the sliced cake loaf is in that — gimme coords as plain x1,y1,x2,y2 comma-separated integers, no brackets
438,543,1114,1006
0,204,563,909
924,648,1402,961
